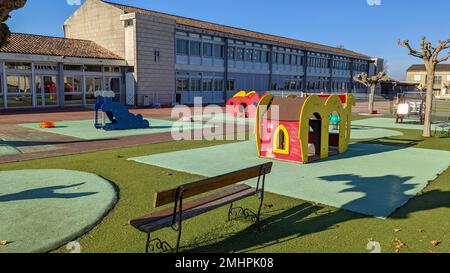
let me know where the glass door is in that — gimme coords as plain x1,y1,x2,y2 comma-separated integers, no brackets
36,76,58,107
105,77,121,102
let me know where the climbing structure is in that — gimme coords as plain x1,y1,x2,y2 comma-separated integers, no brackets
226,91,265,118
94,91,150,131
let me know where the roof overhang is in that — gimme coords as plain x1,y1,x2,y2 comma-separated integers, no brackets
0,52,128,66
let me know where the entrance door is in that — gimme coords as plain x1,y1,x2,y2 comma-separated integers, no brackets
106,77,121,102
36,76,58,107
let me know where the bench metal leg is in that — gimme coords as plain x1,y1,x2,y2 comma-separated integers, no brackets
228,203,234,222
145,233,151,253
176,222,182,253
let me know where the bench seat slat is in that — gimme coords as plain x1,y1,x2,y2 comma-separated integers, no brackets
130,184,255,230
133,185,258,233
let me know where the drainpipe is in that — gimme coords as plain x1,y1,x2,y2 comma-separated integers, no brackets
224,38,229,103
269,45,274,90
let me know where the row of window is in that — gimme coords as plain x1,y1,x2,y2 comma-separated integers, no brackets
2,62,121,73
176,39,370,70
177,78,234,92
0,73,120,108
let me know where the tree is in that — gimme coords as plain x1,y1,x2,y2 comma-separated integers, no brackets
353,71,389,114
398,36,450,137
0,0,27,47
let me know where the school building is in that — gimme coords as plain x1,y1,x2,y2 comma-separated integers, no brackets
0,0,380,110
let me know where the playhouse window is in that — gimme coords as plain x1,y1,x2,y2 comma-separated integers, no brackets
273,125,290,155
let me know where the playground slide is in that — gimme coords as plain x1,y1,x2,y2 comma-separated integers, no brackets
94,91,150,131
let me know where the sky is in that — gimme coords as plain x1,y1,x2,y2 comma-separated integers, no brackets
5,0,450,80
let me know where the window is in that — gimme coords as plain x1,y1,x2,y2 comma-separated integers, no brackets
236,48,244,60
245,49,253,61
177,79,189,92
176,39,189,55
203,79,213,91
254,50,262,62
414,75,421,81
434,76,442,85
262,51,269,63
5,62,31,70
447,75,450,81
277,53,284,65
64,65,82,71
64,76,82,105
86,77,102,104
214,79,223,91
284,54,290,65
228,47,235,59
35,76,58,106
190,79,201,91
273,125,290,155
214,45,224,58
203,43,213,57
190,41,201,56
226,80,235,91
126,20,134,27
6,75,32,108
35,64,57,71
85,65,102,72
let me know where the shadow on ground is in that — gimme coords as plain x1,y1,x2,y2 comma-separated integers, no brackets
186,172,448,253
0,183,98,202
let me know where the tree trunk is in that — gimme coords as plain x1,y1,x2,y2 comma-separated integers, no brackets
368,84,376,114
423,67,435,137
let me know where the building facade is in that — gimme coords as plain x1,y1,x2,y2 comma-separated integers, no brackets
406,64,450,95
0,33,128,110
1,0,378,110
64,0,376,106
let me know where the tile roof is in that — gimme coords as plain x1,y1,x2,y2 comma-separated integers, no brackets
104,1,371,59
0,33,124,60
407,64,450,72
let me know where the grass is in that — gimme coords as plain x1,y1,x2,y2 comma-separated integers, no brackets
1,117,450,253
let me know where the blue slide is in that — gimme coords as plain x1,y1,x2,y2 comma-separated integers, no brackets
94,92,150,131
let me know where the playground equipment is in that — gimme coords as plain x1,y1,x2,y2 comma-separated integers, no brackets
94,91,150,131
226,91,265,118
39,121,55,128
255,93,355,164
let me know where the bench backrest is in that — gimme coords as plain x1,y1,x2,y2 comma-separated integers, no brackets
153,162,273,208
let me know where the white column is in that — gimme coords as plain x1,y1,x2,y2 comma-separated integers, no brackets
31,63,37,108
1,61,7,109
82,66,86,105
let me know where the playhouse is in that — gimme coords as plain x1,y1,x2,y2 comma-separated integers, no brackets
226,91,265,118
255,93,355,164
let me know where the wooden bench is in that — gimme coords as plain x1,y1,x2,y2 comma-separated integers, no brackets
129,162,273,253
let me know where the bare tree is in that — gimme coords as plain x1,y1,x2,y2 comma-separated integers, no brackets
0,0,27,47
398,36,450,137
353,71,389,114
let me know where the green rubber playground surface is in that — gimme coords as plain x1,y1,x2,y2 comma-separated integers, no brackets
0,142,21,157
353,117,450,131
193,113,254,125
0,169,117,253
129,141,450,218
342,127,403,139
19,118,213,140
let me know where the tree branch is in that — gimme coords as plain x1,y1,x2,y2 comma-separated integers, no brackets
437,52,450,63
397,39,424,58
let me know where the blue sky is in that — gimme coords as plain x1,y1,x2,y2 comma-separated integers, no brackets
6,0,450,80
